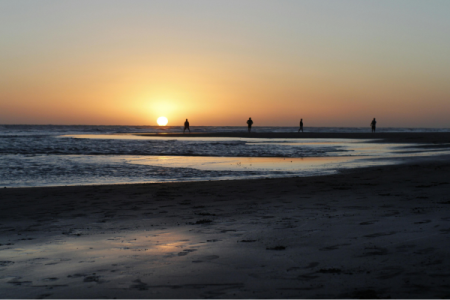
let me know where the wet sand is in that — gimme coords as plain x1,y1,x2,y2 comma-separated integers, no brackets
1,134,450,298
137,131,450,144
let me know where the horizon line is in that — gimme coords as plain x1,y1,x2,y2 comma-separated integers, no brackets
1,124,450,129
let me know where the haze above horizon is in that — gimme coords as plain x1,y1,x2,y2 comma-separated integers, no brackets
1,0,449,127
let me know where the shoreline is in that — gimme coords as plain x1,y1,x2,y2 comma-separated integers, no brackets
3,153,449,190
135,131,450,144
1,153,448,190
4,132,450,189
2,157,450,298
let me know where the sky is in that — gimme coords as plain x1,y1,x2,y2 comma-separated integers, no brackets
1,0,449,127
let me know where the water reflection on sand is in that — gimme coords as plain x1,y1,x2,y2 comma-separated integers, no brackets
128,156,357,172
2,135,449,187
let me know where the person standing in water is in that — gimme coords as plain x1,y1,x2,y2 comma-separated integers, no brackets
184,119,190,133
370,118,376,133
298,118,303,132
247,117,253,133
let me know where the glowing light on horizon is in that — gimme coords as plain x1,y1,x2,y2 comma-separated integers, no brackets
157,116,168,126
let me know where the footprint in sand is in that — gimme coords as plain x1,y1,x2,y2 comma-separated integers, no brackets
359,220,378,225
320,245,340,251
67,273,87,279
7,277,32,286
178,249,198,256
83,275,101,283
414,220,431,224
364,231,396,238
0,261,14,267
192,255,219,263
266,246,286,250
130,279,149,290
42,277,58,282
360,246,389,256
27,258,49,264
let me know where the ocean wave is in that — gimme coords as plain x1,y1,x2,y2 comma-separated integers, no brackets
0,135,338,157
0,154,306,187
1,124,450,137
1,125,447,187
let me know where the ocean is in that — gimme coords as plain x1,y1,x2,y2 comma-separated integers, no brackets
1,125,449,187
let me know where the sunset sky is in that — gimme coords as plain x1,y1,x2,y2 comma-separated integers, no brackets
1,0,449,127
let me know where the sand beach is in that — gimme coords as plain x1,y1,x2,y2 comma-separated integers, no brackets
1,133,450,298
3,0,450,297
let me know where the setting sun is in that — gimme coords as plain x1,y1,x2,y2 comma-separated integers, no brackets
157,116,168,126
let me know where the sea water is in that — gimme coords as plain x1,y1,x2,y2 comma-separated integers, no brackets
1,125,449,187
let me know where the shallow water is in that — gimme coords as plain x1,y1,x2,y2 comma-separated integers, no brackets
1,126,450,187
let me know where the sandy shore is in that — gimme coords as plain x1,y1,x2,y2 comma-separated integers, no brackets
137,131,450,144
1,134,450,298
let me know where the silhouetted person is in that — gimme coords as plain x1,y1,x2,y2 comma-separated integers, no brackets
247,117,253,133
184,119,190,133
371,118,376,133
298,119,303,132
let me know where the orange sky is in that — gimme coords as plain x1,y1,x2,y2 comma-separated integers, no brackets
1,1,450,127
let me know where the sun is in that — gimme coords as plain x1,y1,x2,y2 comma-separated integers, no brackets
157,116,168,126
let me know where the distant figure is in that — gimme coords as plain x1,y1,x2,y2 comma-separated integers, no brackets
298,119,303,132
370,118,376,133
184,119,190,133
247,117,253,133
